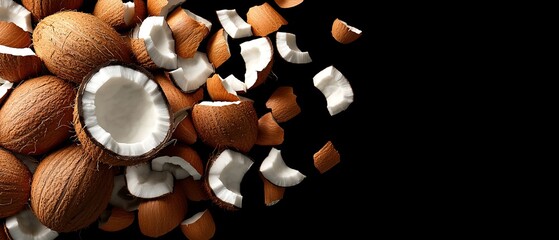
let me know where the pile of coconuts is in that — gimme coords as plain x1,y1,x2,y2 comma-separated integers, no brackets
0,0,359,239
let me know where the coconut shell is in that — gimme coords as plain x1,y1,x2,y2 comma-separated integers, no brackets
206,74,240,102
94,0,146,31
0,21,31,48
153,72,204,113
274,0,304,8
22,0,84,22
265,86,301,123
138,184,187,238
176,177,209,201
0,48,43,83
255,112,284,146
260,173,285,206
0,225,8,240
192,100,259,153
0,75,75,155
247,2,288,37
33,11,132,83
206,28,230,69
159,142,204,176
130,38,159,70
30,144,114,232
0,148,32,218
180,209,216,240
167,7,209,59
173,116,198,145
98,207,135,232
331,18,362,44
313,140,340,174
147,0,185,17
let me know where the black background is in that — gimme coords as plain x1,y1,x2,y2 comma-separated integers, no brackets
10,0,376,239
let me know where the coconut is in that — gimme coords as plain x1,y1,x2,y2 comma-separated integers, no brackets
0,45,43,83
137,184,187,238
0,0,32,32
180,209,216,240
167,7,209,59
4,208,58,240
0,21,31,48
22,0,84,22
246,2,287,37
239,36,274,89
313,65,354,116
275,31,312,64
93,0,146,31
33,11,132,83
0,75,75,155
216,9,252,39
206,28,230,69
331,18,362,44
30,144,114,232
0,148,32,218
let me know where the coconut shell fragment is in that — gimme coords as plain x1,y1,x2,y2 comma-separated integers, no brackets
98,207,135,232
180,209,216,240
247,2,288,37
265,86,301,123
0,148,32,218
331,18,362,44
0,46,43,83
138,184,187,238
313,140,340,174
93,0,146,31
167,7,210,59
206,28,230,69
255,112,284,146
0,21,31,48
22,0,84,21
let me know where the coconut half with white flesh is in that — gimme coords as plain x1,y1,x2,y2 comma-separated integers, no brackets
73,62,174,166
240,36,274,89
5,208,58,240
260,147,306,187
276,32,312,64
136,16,178,70
0,78,13,105
169,51,214,93
216,9,253,39
313,65,354,116
110,174,141,211
0,45,42,83
126,162,174,199
0,0,32,32
205,149,254,210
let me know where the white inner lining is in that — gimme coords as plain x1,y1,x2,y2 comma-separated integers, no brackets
0,0,32,32
208,149,253,208
139,16,177,69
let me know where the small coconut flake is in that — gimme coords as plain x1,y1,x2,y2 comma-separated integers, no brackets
126,163,174,199
276,32,312,64
246,2,288,37
274,0,304,8
206,28,230,69
260,147,306,187
138,16,178,69
331,18,362,44
240,37,274,89
266,86,301,123
151,144,203,180
255,112,284,146
216,9,253,39
313,140,341,174
180,209,216,240
0,0,32,32
0,21,31,48
207,149,254,209
223,74,247,93
5,208,58,240
0,45,42,83
147,0,185,17
169,51,214,92
313,65,354,116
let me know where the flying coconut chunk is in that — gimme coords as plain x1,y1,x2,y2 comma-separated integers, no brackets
147,0,185,17
180,209,216,240
206,28,230,69
0,21,31,48
206,149,254,209
169,51,214,93
276,32,312,64
109,174,141,211
246,2,287,37
137,16,178,70
216,9,253,39
184,9,212,31
0,45,42,83
332,18,363,44
224,74,247,93
240,37,274,89
313,65,354,116
126,162,174,199
5,208,58,240
151,143,204,180
167,8,210,58
274,0,304,8
206,74,240,102
0,0,32,32
260,147,306,187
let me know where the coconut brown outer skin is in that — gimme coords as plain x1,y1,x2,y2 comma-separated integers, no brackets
33,11,132,83
0,52,43,83
0,75,75,155
0,21,31,48
192,101,259,153
167,7,209,59
332,18,362,44
22,0,84,21
30,144,114,232
0,148,32,218
247,2,288,37
94,0,146,31
138,185,187,238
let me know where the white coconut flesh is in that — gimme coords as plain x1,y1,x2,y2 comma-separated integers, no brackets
340,19,362,35
260,147,306,187
158,0,185,17
208,149,253,208
184,9,212,31
240,37,273,89
125,163,174,199
216,9,253,39
276,32,312,64
123,2,136,26
0,0,32,32
199,100,240,107
151,156,202,180
181,210,205,225
81,65,171,157
0,45,36,56
110,174,140,211
169,51,214,92
312,65,354,116
224,74,247,93
138,16,178,70
216,74,239,96
1,78,13,97
5,208,59,240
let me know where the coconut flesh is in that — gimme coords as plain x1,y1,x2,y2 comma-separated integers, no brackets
0,78,13,99
5,208,59,240
207,149,253,208
0,0,32,32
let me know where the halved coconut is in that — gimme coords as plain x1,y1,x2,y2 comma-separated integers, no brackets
314,140,340,174
260,147,306,187
109,174,141,211
246,2,287,37
180,209,216,240
276,32,312,64
138,184,187,238
0,78,13,105
147,0,185,17
0,45,42,83
136,16,178,70
255,112,284,146
152,143,203,180
331,18,362,44
5,208,58,240
98,207,135,232
240,36,274,89
167,7,210,59
206,28,230,69
93,0,146,31
125,162,174,199
0,21,31,48
274,0,304,8
206,74,241,102
204,149,254,210
265,86,301,123
216,9,253,39
0,0,32,32
168,51,214,93
312,65,354,116
73,62,173,166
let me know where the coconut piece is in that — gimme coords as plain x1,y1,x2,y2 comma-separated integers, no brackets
136,16,178,70
184,9,212,31
276,32,312,64
206,28,230,69
167,7,210,59
240,36,274,89
147,0,185,17
313,140,340,174
0,75,75,155
180,209,216,240
22,0,83,22
255,112,284,146
126,162,174,199
247,2,287,37
94,0,146,31
5,208,58,240
0,45,42,83
260,147,306,187
0,148,32,218
331,18,362,44
0,21,31,48
192,100,258,153
260,173,285,206
216,9,253,39
30,145,114,232
169,51,214,93
206,74,240,102
138,184,187,238
153,72,204,112
98,207,135,232
109,174,141,211
313,65,354,116
274,0,304,8
265,86,301,123
0,78,13,105
224,74,247,93
0,0,32,32
74,62,173,166
176,177,209,201
152,143,203,180
130,38,159,70
205,149,253,210
173,116,198,144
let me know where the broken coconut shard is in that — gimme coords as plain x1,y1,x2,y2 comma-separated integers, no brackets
240,36,274,89
260,147,306,187
216,9,253,39
137,16,178,70
0,45,42,83
276,31,312,64
5,208,58,240
331,18,363,44
313,65,354,116
0,21,32,48
0,0,32,32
